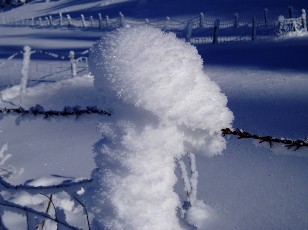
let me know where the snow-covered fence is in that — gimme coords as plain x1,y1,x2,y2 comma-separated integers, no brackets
0,7,307,43
0,48,89,89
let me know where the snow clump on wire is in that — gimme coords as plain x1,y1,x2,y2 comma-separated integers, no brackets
89,26,233,229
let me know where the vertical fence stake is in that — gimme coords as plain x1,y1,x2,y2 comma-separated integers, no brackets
81,14,86,28
66,14,72,27
165,16,170,31
302,9,307,31
264,8,268,26
186,21,193,43
119,12,125,27
288,6,294,18
20,46,32,106
199,12,204,29
69,51,77,78
278,15,285,35
59,12,63,26
45,17,50,26
98,13,102,29
39,17,42,27
106,15,109,27
213,19,220,44
31,17,34,26
234,13,239,28
90,16,94,27
252,17,256,40
49,15,53,26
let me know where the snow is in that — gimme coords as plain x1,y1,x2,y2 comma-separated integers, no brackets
0,0,308,229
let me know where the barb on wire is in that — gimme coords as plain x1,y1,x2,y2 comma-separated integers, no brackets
0,105,111,118
222,128,308,150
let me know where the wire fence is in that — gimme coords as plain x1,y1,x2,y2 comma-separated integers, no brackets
1,8,307,44
0,48,89,90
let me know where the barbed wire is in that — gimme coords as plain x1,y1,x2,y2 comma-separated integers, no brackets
0,105,111,118
222,128,308,150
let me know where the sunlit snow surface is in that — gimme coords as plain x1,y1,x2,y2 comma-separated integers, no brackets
0,0,308,229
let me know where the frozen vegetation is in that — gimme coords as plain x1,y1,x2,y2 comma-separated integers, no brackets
88,26,233,228
0,0,307,229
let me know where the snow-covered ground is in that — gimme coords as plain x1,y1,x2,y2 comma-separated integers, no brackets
0,0,308,229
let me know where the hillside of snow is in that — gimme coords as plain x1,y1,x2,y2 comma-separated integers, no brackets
0,0,307,229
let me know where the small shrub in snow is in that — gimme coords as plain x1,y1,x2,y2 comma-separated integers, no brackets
89,26,233,229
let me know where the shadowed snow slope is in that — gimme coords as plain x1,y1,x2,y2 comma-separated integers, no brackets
88,26,233,229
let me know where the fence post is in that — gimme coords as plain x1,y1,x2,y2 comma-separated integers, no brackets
278,15,285,35
20,46,32,106
81,14,87,28
252,17,256,40
302,9,307,31
199,12,204,29
66,14,71,27
59,12,63,26
288,6,294,18
98,13,102,29
234,13,239,28
45,16,50,26
165,16,170,31
39,17,42,27
213,19,220,44
186,21,193,43
119,12,125,27
69,51,77,78
90,16,94,27
264,8,268,26
106,15,109,27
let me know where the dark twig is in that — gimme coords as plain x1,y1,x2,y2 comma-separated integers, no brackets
40,194,58,230
222,128,308,150
71,195,91,230
0,200,81,230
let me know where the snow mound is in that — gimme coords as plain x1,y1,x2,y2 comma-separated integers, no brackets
89,26,233,229
90,26,233,155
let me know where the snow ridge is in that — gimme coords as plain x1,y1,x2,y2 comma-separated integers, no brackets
89,26,233,229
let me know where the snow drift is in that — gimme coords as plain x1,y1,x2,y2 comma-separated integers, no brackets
89,26,233,229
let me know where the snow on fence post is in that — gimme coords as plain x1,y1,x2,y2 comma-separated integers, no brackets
213,19,220,44
106,15,109,27
278,15,285,35
20,46,31,106
59,12,63,26
90,16,94,27
69,51,77,78
145,18,150,24
234,13,239,28
98,13,102,29
292,19,299,32
288,6,294,18
252,17,256,40
165,16,170,31
66,14,72,27
199,12,204,29
302,9,307,31
81,14,87,28
119,12,125,27
186,20,193,43
264,8,269,26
